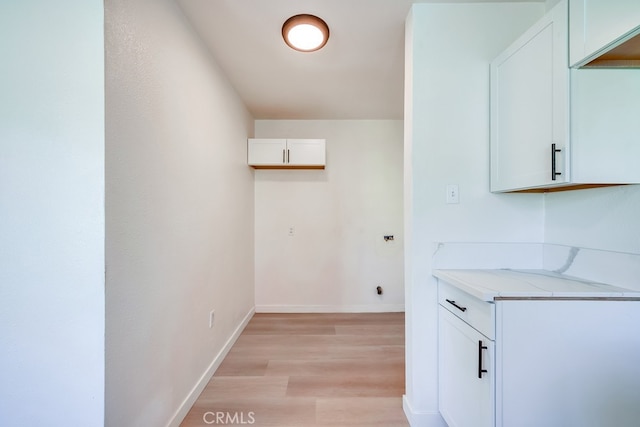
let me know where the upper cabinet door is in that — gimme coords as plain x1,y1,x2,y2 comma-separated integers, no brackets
490,1,569,192
247,138,287,166
570,0,640,67
286,139,326,167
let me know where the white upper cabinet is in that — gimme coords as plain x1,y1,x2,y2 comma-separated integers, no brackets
247,138,287,166
491,1,569,192
569,0,640,67
491,0,640,192
247,138,326,169
286,139,326,167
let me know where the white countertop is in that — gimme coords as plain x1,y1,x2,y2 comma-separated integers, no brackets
433,269,640,301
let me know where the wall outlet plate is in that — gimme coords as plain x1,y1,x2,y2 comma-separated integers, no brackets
446,184,459,204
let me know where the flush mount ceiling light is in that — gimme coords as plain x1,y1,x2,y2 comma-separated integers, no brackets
282,14,330,52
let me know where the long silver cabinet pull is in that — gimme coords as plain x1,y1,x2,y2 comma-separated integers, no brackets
287,149,290,164
551,143,562,181
282,149,285,164
446,299,467,312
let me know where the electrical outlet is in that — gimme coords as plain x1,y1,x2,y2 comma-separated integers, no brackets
209,310,215,328
288,226,295,236
446,184,459,204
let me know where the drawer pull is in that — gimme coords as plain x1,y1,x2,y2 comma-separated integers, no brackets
478,340,488,379
446,299,467,312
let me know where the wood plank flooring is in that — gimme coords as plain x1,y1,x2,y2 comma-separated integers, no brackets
180,312,408,426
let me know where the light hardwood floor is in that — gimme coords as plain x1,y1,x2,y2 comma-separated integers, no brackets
181,312,409,426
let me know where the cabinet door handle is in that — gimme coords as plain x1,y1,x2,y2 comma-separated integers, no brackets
445,299,467,312
478,340,488,379
287,149,290,164
551,143,562,181
282,149,286,164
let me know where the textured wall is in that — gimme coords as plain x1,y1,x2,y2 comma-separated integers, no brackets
105,0,255,425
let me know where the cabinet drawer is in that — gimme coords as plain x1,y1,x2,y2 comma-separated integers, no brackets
438,280,495,340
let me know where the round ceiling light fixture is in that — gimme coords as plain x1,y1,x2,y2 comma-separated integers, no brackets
282,14,330,52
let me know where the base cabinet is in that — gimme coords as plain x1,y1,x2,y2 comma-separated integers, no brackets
439,307,494,427
438,280,640,427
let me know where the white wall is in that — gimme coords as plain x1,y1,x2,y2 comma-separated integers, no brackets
0,1,105,425
254,120,404,312
403,3,546,425
105,0,255,425
545,185,640,254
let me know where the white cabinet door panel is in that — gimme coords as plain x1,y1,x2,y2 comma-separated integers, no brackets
247,138,287,166
491,1,569,192
492,25,555,191
287,138,325,166
439,307,494,427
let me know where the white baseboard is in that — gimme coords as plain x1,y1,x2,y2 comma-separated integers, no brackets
167,307,255,427
403,395,447,427
255,304,405,313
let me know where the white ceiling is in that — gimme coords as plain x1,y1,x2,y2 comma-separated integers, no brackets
177,0,543,120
